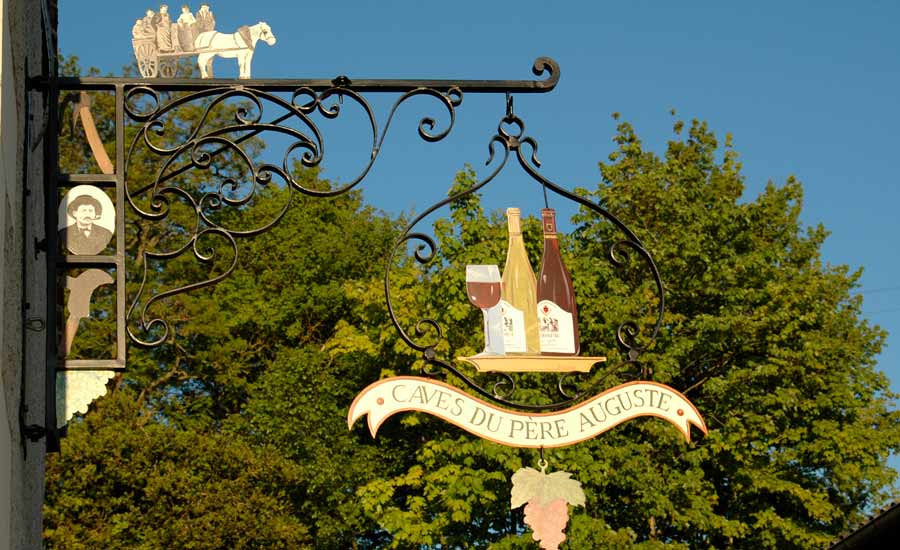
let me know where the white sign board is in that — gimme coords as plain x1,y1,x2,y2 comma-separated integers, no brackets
349,376,706,448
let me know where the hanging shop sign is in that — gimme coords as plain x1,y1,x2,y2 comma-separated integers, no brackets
342,91,711,549
347,189,708,548
350,204,707,449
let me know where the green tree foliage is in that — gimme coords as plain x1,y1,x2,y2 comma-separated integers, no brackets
45,58,900,548
570,118,900,547
44,389,312,549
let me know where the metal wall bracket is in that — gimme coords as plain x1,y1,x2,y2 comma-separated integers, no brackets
48,56,661,430
42,58,561,449
18,401,48,459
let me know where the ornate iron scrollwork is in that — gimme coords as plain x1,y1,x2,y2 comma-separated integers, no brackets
46,58,564,449
120,60,558,347
57,57,661,414
41,54,674,456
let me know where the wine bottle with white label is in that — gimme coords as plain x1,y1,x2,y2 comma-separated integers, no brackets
536,208,580,355
500,208,539,354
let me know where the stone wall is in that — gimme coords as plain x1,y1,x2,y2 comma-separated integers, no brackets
1,0,51,548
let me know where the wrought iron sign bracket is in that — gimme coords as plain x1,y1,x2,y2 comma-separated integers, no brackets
39,55,669,452
37,58,566,450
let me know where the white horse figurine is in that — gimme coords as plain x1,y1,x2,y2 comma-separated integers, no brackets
194,22,276,79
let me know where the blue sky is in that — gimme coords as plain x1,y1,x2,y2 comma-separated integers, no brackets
61,0,900,440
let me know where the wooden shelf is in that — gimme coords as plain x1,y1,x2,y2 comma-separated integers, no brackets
457,355,606,373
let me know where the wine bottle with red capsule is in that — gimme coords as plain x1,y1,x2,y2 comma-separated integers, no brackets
536,208,580,355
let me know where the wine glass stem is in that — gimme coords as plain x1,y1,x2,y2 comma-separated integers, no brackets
482,308,490,353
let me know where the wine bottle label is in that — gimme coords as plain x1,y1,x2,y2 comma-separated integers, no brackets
537,300,576,354
499,300,527,353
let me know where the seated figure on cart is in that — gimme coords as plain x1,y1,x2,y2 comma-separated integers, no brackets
155,4,174,52
196,4,215,34
177,5,198,52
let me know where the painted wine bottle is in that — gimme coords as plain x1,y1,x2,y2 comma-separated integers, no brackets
500,208,539,354
536,208,580,355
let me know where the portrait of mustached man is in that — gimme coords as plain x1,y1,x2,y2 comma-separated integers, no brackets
60,194,113,255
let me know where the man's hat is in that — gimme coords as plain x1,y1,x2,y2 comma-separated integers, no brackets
66,194,103,217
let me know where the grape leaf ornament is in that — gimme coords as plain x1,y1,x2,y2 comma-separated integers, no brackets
511,464,586,550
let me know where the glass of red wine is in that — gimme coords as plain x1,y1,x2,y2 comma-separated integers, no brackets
466,264,505,355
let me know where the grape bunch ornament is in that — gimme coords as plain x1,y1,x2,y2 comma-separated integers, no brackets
511,462,586,550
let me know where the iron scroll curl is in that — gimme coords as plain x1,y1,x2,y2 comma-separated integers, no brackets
50,58,569,452
384,109,665,412
93,57,558,346
123,80,470,346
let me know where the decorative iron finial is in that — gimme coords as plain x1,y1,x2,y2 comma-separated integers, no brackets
332,75,353,88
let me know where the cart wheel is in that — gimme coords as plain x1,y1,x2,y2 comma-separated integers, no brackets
159,60,178,79
135,43,158,78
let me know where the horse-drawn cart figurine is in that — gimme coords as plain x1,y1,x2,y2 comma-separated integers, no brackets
131,4,276,79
